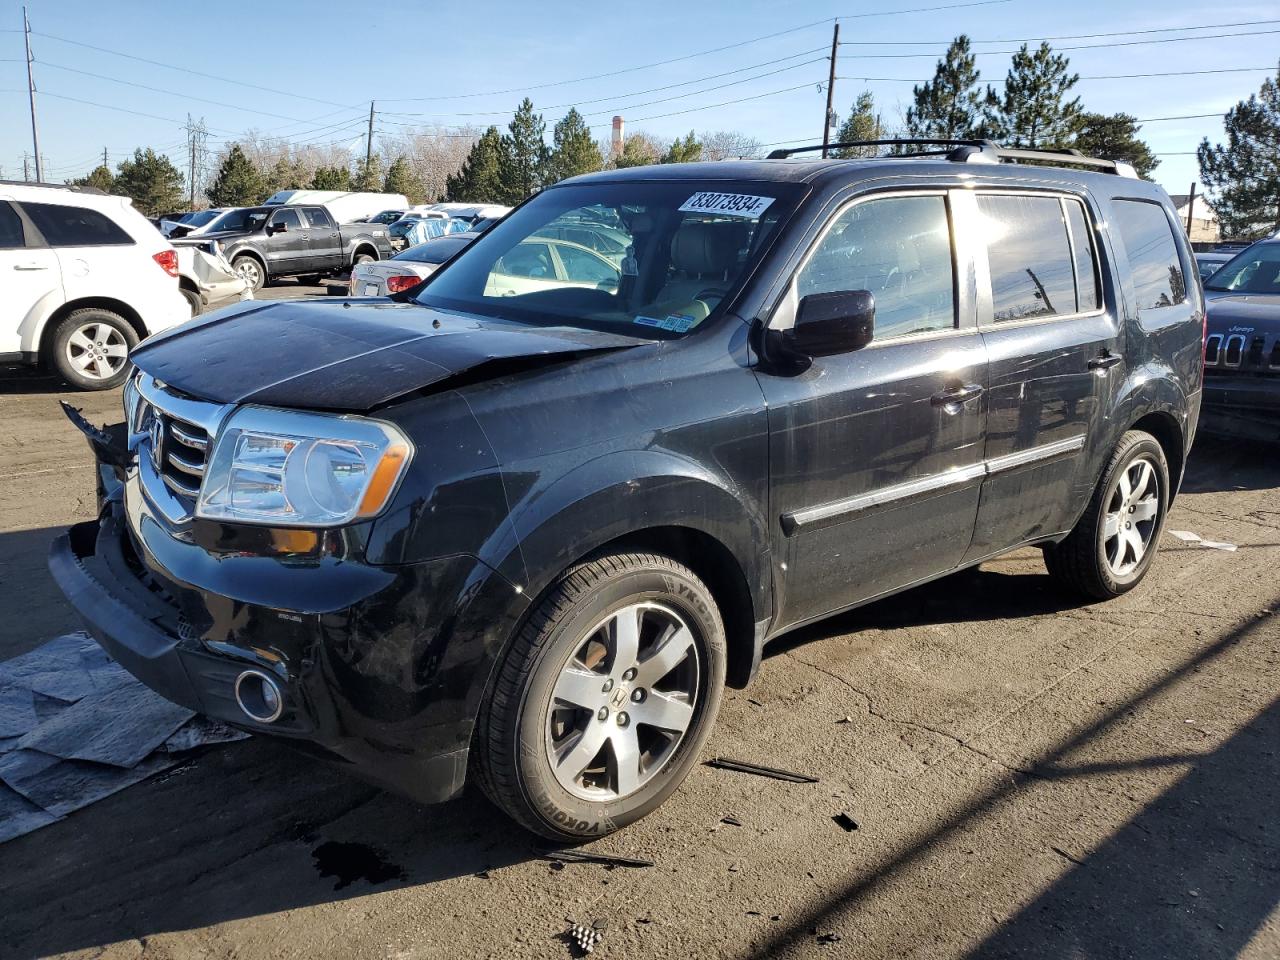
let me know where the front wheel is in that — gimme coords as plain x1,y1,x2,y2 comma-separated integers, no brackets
474,553,726,840
49,308,138,391
1043,430,1170,599
231,255,265,291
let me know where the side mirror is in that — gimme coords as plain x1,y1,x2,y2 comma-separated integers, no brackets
269,221,287,234
782,290,875,357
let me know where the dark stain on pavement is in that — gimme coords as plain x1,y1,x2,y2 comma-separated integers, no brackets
312,840,407,890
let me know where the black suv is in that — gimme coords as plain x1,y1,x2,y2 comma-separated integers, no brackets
51,141,1203,839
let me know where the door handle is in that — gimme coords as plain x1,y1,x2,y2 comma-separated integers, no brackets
1088,352,1123,372
13,263,49,271
931,383,984,407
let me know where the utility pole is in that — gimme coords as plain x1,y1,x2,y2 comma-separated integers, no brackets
23,6,43,182
22,153,30,182
821,22,840,158
365,101,375,186
1185,182,1197,236
187,114,197,207
102,147,108,169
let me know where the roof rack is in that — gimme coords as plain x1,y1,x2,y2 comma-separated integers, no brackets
0,179,109,194
766,139,1138,178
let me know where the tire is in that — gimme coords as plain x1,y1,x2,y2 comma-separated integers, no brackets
1043,430,1170,600
231,255,265,292
474,553,727,840
295,274,323,286
180,286,202,317
49,308,138,391
353,252,376,268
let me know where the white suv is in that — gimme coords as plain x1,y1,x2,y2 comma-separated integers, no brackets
0,182,191,390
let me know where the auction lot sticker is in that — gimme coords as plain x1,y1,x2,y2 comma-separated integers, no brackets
678,192,775,218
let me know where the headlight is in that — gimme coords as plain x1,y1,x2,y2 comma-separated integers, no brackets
196,407,412,527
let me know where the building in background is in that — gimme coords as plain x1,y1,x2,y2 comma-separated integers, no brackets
1169,193,1220,244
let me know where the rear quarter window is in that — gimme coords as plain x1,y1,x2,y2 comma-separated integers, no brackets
1110,199,1187,311
21,201,134,247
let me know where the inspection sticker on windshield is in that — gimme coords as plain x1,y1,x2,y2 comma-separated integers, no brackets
634,314,696,332
678,192,774,219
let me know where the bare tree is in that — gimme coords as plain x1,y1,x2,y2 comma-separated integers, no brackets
379,125,481,202
700,130,764,161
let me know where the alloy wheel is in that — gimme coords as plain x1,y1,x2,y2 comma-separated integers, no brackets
544,602,700,801
64,322,128,381
235,259,261,288
1103,455,1160,577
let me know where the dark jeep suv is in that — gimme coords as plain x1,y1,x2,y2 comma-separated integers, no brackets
51,141,1203,839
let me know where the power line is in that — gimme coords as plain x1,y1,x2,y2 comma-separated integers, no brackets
31,30,354,108
835,17,1280,45
590,82,820,129
835,66,1276,84
833,27,1280,59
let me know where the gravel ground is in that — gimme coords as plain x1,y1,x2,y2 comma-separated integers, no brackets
1,303,1276,959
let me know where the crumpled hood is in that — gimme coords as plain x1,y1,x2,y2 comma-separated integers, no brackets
1204,292,1280,337
130,298,645,411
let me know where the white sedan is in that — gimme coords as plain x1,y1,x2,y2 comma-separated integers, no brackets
348,233,479,296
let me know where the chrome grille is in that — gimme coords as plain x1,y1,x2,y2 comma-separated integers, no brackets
1205,334,1222,365
132,374,232,523
1223,334,1245,367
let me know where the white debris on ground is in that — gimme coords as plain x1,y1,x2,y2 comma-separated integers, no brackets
1167,530,1238,551
0,632,247,843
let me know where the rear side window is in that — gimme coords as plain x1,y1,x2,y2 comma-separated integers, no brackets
0,202,24,249
978,194,1076,322
304,208,332,229
798,194,956,340
1064,199,1101,312
21,202,133,247
1111,199,1187,310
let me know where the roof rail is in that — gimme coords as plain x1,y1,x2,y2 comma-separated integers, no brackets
766,139,1139,178
0,179,109,194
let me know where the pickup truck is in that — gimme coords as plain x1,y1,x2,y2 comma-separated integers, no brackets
201,205,393,291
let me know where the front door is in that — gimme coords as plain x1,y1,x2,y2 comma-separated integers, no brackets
959,191,1123,560
265,207,307,274
755,191,988,633
0,200,60,356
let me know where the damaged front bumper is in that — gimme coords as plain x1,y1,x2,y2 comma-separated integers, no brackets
47,413,497,805
1202,374,1280,444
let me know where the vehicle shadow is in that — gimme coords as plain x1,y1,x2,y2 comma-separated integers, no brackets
1180,433,1280,494
0,363,76,396
0,526,89,660
741,598,1280,960
1,733,544,958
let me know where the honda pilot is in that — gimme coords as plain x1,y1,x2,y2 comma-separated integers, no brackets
51,141,1203,840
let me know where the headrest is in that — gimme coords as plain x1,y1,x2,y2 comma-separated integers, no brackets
671,222,739,275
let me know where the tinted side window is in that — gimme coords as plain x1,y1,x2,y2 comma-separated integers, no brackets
304,208,332,229
1064,198,1101,312
0,202,25,249
555,243,620,288
1111,199,1187,310
270,208,303,230
21,202,133,247
798,194,956,340
498,242,555,278
978,194,1076,322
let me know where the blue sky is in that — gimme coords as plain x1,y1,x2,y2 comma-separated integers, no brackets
1,0,1276,195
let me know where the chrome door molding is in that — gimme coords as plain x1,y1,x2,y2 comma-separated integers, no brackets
781,434,1087,534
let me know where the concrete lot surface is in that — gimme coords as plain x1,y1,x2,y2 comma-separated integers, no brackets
1,293,1276,959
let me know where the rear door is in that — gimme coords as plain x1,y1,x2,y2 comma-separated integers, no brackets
0,199,61,356
301,206,342,270
755,189,988,632
960,189,1121,560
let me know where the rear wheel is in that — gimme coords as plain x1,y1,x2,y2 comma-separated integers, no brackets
352,252,376,268
231,255,265,291
179,286,202,317
474,553,726,839
49,308,138,391
1043,430,1170,599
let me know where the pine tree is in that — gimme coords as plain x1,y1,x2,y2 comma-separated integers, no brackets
498,98,549,203
1072,113,1158,179
264,156,306,196
545,109,604,185
833,91,882,157
310,165,352,191
207,145,266,206
445,126,506,202
112,148,185,217
1198,62,1280,240
353,154,383,192
71,164,115,193
383,156,425,203
905,36,984,141
661,131,702,164
983,42,1081,147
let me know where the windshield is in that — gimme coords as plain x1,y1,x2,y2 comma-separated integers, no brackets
208,208,270,233
415,181,801,336
1205,242,1280,293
